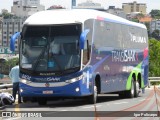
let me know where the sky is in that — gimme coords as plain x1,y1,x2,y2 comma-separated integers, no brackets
0,0,159,14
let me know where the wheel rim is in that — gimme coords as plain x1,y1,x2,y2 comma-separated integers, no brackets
136,81,140,94
131,81,134,95
94,86,97,103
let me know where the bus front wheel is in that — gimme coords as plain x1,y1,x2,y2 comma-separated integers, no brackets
88,85,97,104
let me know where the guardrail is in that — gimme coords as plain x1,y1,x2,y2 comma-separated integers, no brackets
148,77,160,88
0,79,12,84
0,84,13,93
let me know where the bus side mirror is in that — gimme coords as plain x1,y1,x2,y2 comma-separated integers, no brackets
80,29,90,50
10,32,21,52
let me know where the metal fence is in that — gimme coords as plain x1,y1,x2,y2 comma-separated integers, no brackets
148,77,160,88
0,78,12,93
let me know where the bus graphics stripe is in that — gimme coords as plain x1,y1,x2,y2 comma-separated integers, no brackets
91,55,110,72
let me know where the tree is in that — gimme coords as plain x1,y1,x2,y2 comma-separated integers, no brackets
150,10,160,19
0,57,18,75
137,13,145,19
149,38,160,76
1,9,14,19
151,29,160,40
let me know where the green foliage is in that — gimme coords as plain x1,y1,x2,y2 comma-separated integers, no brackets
151,29,160,40
0,57,19,75
131,18,139,23
2,13,14,19
151,81,160,85
150,9,160,18
137,13,145,18
149,38,160,77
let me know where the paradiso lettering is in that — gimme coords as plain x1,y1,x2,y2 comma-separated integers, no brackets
22,74,31,81
112,50,137,62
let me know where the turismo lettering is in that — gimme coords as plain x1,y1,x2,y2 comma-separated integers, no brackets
112,50,136,62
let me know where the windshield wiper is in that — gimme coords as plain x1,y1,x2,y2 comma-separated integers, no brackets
63,67,80,74
33,41,63,72
33,44,48,71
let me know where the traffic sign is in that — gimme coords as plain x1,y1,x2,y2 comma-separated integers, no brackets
0,47,15,54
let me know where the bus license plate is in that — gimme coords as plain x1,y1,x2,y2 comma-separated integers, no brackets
43,90,53,94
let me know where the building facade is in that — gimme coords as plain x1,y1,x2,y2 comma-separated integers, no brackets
1,18,26,50
1,0,45,49
150,20,160,34
122,1,146,14
106,6,126,19
0,17,2,46
73,0,104,10
11,0,45,17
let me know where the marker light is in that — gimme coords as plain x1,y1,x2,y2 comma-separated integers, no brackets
21,79,31,84
75,87,80,92
20,89,23,93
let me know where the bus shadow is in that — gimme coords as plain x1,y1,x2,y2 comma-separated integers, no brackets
4,94,130,109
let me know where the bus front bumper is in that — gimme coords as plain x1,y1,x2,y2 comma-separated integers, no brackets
19,81,92,97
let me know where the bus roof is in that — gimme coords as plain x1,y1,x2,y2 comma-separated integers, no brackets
24,9,146,29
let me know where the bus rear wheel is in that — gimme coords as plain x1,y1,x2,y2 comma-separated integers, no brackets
126,79,134,98
134,81,139,97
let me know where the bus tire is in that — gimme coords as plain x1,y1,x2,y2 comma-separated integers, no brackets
38,99,47,105
88,85,97,104
134,81,140,97
126,78,134,98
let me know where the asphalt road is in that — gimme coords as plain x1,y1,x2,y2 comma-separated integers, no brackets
1,86,160,120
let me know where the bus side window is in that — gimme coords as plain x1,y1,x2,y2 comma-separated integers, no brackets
83,40,90,65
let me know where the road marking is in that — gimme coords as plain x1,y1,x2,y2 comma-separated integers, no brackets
139,99,145,101
82,105,101,109
15,104,20,112
113,102,128,105
60,109,68,111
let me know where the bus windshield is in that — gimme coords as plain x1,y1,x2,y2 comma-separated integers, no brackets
20,24,81,75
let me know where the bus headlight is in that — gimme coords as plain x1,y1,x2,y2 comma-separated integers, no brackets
21,79,31,84
65,75,83,83
20,88,23,93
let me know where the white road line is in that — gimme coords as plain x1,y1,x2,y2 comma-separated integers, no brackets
82,105,102,109
139,99,145,101
113,102,128,105
60,109,68,111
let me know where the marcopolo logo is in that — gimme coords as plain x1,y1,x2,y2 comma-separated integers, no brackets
112,50,137,62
